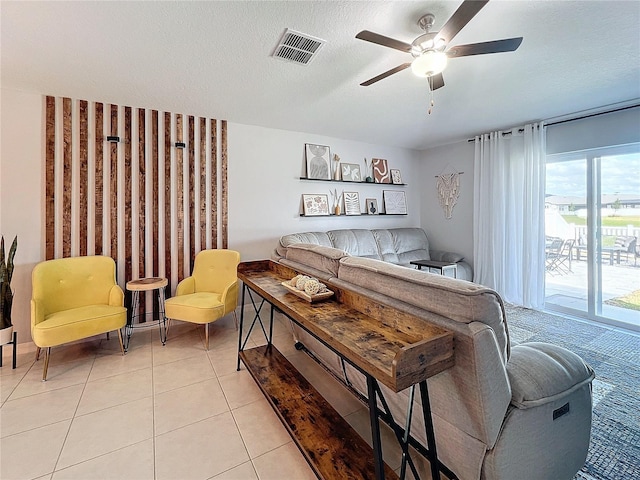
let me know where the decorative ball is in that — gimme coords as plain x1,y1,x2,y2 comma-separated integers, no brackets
304,278,321,295
318,283,327,293
295,275,311,290
289,275,301,287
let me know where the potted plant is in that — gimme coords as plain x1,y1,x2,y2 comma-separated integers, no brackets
0,236,17,346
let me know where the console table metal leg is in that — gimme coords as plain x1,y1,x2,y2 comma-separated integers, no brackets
367,375,385,480
419,380,441,480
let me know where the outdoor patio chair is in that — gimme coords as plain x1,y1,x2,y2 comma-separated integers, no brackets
613,236,637,265
547,239,574,275
545,237,564,272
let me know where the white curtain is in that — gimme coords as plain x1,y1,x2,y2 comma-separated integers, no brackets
473,123,546,308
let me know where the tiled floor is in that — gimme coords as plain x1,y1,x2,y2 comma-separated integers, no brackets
0,309,432,480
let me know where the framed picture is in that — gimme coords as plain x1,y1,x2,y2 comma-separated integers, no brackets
365,198,378,215
372,158,391,183
390,169,403,184
302,194,330,216
344,192,361,215
341,163,362,182
383,190,407,215
305,144,331,180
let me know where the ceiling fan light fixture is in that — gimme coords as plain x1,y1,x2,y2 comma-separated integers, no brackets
411,50,447,78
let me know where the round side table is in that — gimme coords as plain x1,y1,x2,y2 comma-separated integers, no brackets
125,277,168,351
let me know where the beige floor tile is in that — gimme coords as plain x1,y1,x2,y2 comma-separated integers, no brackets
45,339,102,367
0,371,28,404
9,357,93,400
208,344,242,377
76,367,152,416
0,420,70,480
152,352,215,395
232,399,291,459
345,407,403,471
211,460,258,479
0,384,83,438
152,324,209,366
218,369,263,410
155,411,249,480
154,377,229,435
51,438,154,480
56,396,153,470
251,442,316,480
88,340,152,382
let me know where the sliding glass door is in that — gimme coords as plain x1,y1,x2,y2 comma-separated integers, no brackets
545,145,640,330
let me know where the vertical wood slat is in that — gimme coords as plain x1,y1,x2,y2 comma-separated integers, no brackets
189,116,195,267
79,100,89,256
164,112,172,293
152,111,159,278
62,98,73,258
138,109,146,319
110,105,118,263
199,118,207,250
211,119,218,249
45,97,56,260
176,114,184,280
221,120,228,249
124,107,133,285
94,103,104,256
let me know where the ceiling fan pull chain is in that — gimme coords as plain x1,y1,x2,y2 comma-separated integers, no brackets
428,77,435,114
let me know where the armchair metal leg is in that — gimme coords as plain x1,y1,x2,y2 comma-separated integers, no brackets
117,329,125,355
35,347,41,362
42,347,51,382
205,323,209,350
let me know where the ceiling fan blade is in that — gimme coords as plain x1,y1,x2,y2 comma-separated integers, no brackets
446,37,523,58
356,30,412,53
360,63,412,86
434,0,489,46
429,73,445,91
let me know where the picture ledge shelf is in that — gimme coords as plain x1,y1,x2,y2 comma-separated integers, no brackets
300,177,406,186
300,213,407,217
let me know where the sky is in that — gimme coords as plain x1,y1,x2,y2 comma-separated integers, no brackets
546,152,640,197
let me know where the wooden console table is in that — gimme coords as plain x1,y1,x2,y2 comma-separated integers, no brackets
236,260,456,480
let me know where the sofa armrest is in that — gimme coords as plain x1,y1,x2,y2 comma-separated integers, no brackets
429,249,465,263
507,342,594,409
108,285,124,307
176,276,195,296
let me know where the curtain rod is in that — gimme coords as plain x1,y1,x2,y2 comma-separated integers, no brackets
466,103,640,143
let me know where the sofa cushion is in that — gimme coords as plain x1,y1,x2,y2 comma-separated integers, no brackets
389,228,431,265
285,243,349,278
372,229,400,264
328,229,381,259
277,232,333,257
338,256,508,359
508,342,595,408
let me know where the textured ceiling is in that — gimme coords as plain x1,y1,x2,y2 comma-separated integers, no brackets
2,1,639,150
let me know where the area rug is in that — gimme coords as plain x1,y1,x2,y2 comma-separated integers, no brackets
505,305,640,480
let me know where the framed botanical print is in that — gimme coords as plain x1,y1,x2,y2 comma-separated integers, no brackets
383,190,407,215
305,144,331,180
302,194,330,216
341,163,362,182
344,192,361,215
390,169,403,184
372,158,391,183
365,198,378,215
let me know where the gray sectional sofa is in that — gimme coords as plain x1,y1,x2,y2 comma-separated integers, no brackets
272,230,595,480
274,227,474,281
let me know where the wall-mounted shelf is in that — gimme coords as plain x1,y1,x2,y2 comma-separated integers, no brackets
300,213,407,217
300,177,406,186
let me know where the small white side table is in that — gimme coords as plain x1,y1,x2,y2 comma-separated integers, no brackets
125,277,168,350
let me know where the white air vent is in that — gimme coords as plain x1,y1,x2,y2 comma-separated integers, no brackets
272,29,325,65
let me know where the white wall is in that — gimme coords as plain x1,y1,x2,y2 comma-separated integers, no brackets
0,87,422,343
228,123,421,260
418,140,475,266
1,88,44,343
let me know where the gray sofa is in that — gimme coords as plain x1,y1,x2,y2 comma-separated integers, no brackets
272,239,595,480
274,227,474,281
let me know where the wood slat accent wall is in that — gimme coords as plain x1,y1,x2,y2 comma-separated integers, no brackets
44,96,228,307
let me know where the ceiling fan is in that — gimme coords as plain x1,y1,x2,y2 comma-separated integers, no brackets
355,0,523,92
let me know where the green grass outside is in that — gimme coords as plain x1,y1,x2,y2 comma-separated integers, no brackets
605,290,640,311
561,215,640,227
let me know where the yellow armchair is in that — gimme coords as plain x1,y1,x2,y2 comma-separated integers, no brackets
31,256,127,380
164,249,240,350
